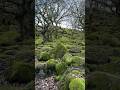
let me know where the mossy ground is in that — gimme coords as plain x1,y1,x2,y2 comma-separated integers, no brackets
35,29,85,90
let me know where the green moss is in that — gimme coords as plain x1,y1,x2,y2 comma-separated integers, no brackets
55,62,67,75
69,78,85,90
65,70,82,84
35,28,85,90
71,70,81,75
38,51,51,61
58,37,70,44
35,37,43,46
41,46,53,52
53,42,67,59
71,56,84,66
58,70,82,90
55,75,62,81
63,53,72,65
46,59,57,71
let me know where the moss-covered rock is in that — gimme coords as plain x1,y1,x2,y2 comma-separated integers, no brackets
35,37,43,46
63,53,72,65
71,56,84,66
46,59,57,73
58,69,83,90
41,46,53,52
69,78,85,90
65,70,82,85
53,43,67,59
37,51,51,61
69,47,81,53
55,75,62,81
55,62,67,75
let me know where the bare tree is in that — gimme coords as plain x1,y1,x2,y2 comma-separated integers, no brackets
35,0,71,42
70,0,85,30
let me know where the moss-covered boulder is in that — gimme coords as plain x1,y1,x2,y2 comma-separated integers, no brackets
71,56,84,66
46,59,57,73
69,78,85,90
58,70,83,90
35,37,43,46
41,46,53,52
67,70,82,80
55,62,67,75
69,47,81,53
53,43,67,59
63,53,72,65
37,51,51,61
66,70,82,85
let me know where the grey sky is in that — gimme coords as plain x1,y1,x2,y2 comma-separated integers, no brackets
36,0,85,29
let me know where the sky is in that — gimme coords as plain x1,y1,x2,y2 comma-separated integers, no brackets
36,0,85,30
60,20,73,29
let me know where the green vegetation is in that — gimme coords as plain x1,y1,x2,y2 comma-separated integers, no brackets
35,28,85,90
53,42,67,59
55,62,67,75
63,53,72,65
69,78,85,90
46,59,57,72
39,51,51,61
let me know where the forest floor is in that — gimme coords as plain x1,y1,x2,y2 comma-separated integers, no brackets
35,75,58,90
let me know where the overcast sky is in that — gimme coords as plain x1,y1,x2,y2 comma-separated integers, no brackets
60,0,85,29
36,0,85,29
